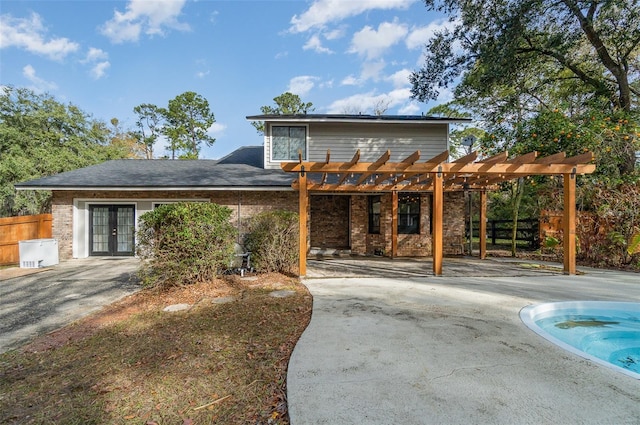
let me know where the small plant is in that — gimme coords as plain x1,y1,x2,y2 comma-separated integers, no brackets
137,202,237,289
244,210,298,274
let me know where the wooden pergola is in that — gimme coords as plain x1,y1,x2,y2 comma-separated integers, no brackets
281,149,595,276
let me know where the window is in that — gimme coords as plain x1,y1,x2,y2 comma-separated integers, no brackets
272,126,306,161
368,195,381,234
398,193,420,234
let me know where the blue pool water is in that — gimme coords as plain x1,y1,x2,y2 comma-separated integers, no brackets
520,301,640,379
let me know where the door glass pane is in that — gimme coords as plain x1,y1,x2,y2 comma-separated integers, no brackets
116,207,134,252
92,207,110,252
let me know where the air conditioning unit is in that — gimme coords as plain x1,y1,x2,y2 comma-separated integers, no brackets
19,239,59,268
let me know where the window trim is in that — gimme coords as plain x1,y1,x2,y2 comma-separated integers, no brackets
368,195,381,234
269,124,309,162
397,193,420,234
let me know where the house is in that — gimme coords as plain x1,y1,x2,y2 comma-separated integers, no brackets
15,113,594,275
16,114,468,263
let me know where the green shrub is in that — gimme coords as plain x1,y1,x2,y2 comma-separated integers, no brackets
244,210,298,274
136,202,237,289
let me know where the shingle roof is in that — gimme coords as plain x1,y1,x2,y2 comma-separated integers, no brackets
15,146,294,190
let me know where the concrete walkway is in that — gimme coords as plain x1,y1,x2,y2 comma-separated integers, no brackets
288,261,640,424
0,258,140,353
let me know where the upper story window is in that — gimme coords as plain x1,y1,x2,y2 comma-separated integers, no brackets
272,126,307,161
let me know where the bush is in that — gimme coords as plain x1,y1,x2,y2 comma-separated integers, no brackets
137,202,237,289
244,210,298,274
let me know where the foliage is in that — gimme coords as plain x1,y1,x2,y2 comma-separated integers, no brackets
136,202,237,289
133,103,165,159
0,86,132,217
108,118,146,159
412,0,639,173
163,91,216,159
426,103,485,157
244,210,299,274
576,182,640,268
251,92,314,134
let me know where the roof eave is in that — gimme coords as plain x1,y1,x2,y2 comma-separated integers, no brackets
246,115,472,124
15,186,295,192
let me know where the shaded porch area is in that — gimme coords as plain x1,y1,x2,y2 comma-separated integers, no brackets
305,254,567,279
282,148,596,276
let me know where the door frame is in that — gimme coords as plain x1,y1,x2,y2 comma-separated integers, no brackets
88,204,136,256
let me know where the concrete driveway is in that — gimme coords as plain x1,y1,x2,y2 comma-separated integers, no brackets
288,263,640,424
0,258,140,353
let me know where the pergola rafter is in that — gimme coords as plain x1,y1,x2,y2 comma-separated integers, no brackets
283,149,595,276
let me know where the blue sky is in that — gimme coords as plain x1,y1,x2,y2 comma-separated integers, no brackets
1,0,455,159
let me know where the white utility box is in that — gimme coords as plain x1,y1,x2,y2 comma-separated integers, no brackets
19,238,59,268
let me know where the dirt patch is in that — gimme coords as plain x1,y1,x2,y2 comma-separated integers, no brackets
3,272,311,424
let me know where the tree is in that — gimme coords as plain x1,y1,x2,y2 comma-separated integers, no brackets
108,118,145,159
163,91,216,159
426,103,485,157
251,92,314,134
0,86,129,216
411,0,639,173
133,103,165,159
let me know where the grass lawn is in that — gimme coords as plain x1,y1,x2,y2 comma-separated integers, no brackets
0,273,312,424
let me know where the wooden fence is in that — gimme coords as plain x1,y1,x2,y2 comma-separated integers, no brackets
472,218,540,248
0,214,52,265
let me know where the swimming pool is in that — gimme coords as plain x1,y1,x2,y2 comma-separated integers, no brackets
520,301,640,379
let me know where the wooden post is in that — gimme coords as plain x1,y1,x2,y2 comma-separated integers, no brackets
298,171,308,276
563,172,576,275
479,191,487,260
391,191,398,258
432,170,443,276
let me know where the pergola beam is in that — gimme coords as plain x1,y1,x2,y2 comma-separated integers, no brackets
282,149,595,277
283,161,595,176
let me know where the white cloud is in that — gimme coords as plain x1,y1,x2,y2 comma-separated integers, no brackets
405,18,459,50
341,60,387,86
90,61,110,80
326,87,412,114
208,122,226,136
360,60,386,82
341,75,360,86
324,27,346,40
303,34,333,54
81,48,110,79
196,70,210,78
398,102,420,115
100,0,190,43
288,76,320,97
275,51,289,59
84,47,108,62
290,0,416,33
348,19,408,60
0,13,79,60
436,86,455,103
386,68,412,88
22,65,58,92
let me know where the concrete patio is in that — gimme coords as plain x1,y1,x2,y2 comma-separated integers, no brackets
289,258,640,424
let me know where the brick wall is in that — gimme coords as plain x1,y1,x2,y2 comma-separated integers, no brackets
52,192,74,260
52,188,466,260
443,192,465,255
51,190,297,260
310,195,350,248
350,192,464,257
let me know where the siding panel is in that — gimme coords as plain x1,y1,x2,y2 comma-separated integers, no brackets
264,121,449,168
